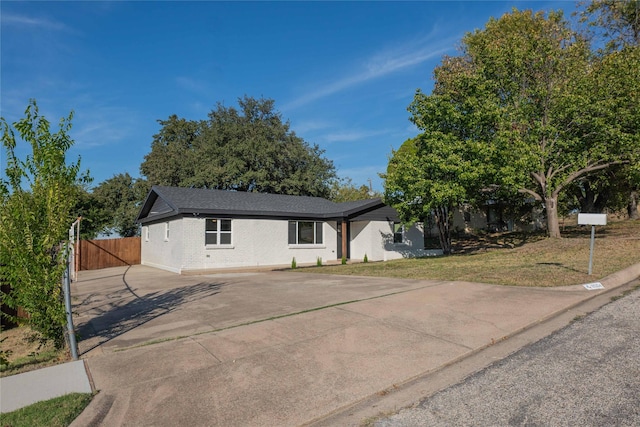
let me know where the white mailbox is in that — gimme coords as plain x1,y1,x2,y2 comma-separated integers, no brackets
578,213,607,226
577,213,607,275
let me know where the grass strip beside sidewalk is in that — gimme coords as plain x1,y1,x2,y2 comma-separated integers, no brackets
0,393,93,427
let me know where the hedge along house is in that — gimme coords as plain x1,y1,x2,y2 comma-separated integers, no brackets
136,186,434,274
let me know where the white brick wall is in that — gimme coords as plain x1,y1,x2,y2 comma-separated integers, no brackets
144,217,340,273
141,219,184,273
350,220,433,261
142,217,434,273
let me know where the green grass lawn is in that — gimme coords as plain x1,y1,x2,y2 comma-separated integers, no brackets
0,393,93,427
303,220,640,287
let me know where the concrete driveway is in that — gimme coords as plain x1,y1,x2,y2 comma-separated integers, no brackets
71,264,640,426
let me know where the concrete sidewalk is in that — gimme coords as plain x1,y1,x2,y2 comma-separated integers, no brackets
0,360,93,413
66,263,639,426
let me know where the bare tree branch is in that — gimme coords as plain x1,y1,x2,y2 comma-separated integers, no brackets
518,187,543,201
553,160,629,196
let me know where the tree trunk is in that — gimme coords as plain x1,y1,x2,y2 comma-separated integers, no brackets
628,190,639,220
545,196,561,238
435,205,452,254
578,181,597,213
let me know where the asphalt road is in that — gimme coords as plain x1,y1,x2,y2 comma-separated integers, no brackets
376,283,640,427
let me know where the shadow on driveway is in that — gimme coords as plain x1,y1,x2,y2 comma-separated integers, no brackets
75,267,223,355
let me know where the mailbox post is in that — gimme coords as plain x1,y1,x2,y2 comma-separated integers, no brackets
577,213,607,275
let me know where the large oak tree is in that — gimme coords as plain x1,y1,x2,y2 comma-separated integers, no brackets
402,8,638,238
141,96,337,198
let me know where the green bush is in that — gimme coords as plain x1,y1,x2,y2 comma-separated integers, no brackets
1,100,90,348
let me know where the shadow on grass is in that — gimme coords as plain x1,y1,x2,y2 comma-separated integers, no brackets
560,224,623,239
75,268,223,355
536,262,584,274
0,348,69,377
449,231,547,255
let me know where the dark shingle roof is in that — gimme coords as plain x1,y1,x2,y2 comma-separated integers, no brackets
136,186,398,223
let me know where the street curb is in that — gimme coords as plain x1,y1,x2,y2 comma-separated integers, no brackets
600,262,640,288
68,392,115,427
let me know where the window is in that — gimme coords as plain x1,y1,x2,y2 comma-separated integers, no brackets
144,226,149,242
164,222,170,241
393,222,404,244
206,219,232,245
288,221,323,245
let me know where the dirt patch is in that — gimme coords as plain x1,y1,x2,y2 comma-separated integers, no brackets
0,326,69,376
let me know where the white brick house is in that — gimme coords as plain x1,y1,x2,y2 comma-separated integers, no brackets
136,186,435,274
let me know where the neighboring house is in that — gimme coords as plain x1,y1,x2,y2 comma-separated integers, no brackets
419,203,545,239
136,186,437,274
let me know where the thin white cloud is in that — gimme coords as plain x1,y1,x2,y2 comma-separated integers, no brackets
1,13,69,32
324,129,389,144
283,35,455,110
71,106,138,148
176,76,209,94
290,119,332,135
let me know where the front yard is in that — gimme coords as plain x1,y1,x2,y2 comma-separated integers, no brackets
304,220,640,287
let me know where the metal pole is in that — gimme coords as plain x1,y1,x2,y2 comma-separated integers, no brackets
63,245,79,360
588,225,596,275
75,217,81,281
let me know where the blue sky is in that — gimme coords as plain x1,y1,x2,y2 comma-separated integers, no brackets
1,1,569,192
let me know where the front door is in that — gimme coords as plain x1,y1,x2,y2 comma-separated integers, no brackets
336,221,349,259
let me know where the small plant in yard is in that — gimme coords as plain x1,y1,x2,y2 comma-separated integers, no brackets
341,256,347,265
291,257,297,269
363,253,368,263
0,337,12,368
316,256,322,267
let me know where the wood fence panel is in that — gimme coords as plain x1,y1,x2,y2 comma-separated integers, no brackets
1,282,30,328
79,237,141,271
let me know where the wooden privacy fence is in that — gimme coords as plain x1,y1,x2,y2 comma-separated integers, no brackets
78,237,141,271
1,282,30,328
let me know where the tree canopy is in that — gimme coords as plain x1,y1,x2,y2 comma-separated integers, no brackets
141,96,337,198
89,173,148,237
384,133,491,253
388,8,639,240
579,0,640,51
567,0,640,218
329,177,381,203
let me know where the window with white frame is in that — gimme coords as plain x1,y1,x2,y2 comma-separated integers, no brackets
393,222,405,244
205,218,232,245
288,221,323,245
144,226,149,242
164,222,170,241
